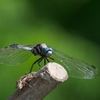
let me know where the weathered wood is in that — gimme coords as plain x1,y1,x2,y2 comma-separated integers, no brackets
8,62,68,100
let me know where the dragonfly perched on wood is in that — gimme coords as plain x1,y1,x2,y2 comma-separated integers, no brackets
0,43,99,79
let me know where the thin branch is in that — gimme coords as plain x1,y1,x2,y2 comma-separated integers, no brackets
8,62,68,100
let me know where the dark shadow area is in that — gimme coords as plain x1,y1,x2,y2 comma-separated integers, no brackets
29,0,100,44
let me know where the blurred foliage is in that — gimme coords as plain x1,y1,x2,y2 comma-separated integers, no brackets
0,0,100,100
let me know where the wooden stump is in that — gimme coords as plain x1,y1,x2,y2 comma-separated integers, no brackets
8,62,68,100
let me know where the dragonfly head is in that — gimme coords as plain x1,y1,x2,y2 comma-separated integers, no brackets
44,47,53,57
40,44,53,57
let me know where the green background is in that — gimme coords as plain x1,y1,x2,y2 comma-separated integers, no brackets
0,0,100,100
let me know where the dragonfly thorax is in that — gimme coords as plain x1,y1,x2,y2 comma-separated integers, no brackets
31,44,53,57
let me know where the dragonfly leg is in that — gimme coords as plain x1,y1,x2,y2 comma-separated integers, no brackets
44,58,46,65
49,57,55,61
38,57,43,68
46,58,50,62
29,57,42,73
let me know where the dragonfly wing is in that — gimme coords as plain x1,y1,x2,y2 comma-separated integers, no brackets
52,48,99,79
0,45,32,66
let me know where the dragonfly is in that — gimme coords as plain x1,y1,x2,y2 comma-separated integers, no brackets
0,43,99,79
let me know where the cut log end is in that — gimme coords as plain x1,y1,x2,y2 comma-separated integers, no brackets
44,62,68,82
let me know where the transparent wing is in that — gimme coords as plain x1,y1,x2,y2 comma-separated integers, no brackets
0,45,32,66
52,48,99,79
